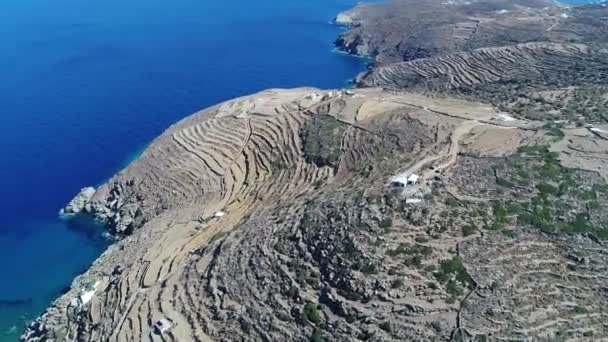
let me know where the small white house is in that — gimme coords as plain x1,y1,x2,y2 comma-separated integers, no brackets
407,174,420,185
153,319,173,335
390,173,420,188
390,174,409,188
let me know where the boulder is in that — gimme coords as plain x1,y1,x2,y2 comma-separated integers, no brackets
60,187,96,216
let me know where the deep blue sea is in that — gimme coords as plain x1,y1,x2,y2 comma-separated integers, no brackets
0,0,371,339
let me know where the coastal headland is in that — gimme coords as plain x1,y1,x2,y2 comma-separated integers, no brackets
23,0,608,341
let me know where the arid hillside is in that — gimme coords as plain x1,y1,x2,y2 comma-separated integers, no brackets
24,87,608,341
338,0,608,124
22,0,608,341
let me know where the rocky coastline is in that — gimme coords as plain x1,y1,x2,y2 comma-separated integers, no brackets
23,0,608,341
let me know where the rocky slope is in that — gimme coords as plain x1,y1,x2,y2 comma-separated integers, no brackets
23,87,608,342
335,0,608,65
337,0,608,124
22,0,608,341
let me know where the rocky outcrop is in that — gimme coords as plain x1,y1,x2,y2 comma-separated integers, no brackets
60,187,96,216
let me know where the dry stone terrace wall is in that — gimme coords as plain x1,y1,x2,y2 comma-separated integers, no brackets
358,43,592,92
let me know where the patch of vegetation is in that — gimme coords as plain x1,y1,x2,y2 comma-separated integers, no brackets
434,257,472,298
387,243,431,257
379,217,393,230
310,328,325,342
391,278,405,289
572,305,588,315
359,261,379,274
304,303,322,324
462,222,477,237
386,243,432,267
543,122,565,141
287,259,308,286
301,116,347,169
378,321,392,333
270,158,288,173
445,197,459,207
312,179,325,189
492,145,608,239
286,285,299,299
496,177,515,188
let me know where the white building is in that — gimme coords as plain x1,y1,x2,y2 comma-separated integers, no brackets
154,319,173,335
390,173,420,188
407,174,420,185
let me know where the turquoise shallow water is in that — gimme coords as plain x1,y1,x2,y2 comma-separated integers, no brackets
0,0,370,340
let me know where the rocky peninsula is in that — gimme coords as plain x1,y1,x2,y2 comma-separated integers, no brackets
24,0,608,341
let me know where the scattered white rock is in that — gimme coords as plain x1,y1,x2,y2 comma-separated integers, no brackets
79,280,100,306
60,187,96,216
497,113,516,122
214,211,226,218
335,12,353,25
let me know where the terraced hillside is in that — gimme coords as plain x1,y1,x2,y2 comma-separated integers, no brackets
358,43,595,91
24,87,608,341
336,0,564,64
357,42,608,123
338,0,608,123
336,0,608,65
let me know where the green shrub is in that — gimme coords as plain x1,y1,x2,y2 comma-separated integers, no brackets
386,243,431,257
536,183,558,197
462,223,477,237
378,321,392,333
496,178,515,188
379,218,393,230
302,116,347,168
493,202,507,224
434,256,471,286
304,303,321,324
310,328,325,342
391,278,405,289
595,228,608,240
